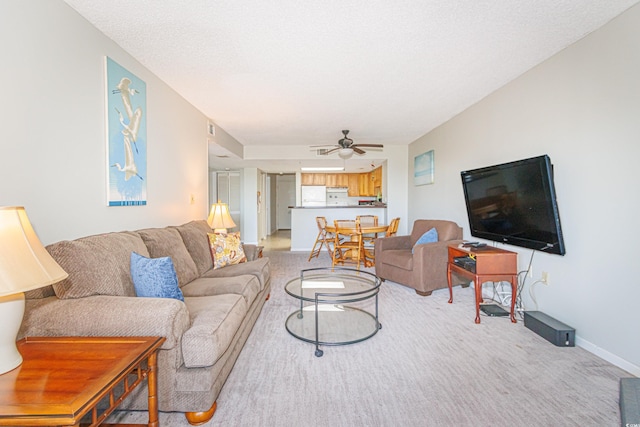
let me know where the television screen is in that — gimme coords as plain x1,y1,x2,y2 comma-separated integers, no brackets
460,155,565,255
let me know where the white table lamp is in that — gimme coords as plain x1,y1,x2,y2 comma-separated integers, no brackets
0,206,68,374
207,200,237,233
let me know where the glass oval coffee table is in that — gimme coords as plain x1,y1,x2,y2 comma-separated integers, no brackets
285,267,382,357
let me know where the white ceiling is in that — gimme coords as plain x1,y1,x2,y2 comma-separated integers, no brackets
64,0,638,173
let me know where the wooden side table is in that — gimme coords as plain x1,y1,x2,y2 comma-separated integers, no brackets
0,336,165,427
447,244,518,324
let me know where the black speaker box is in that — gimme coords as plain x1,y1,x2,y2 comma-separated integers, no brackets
620,378,640,426
523,311,575,347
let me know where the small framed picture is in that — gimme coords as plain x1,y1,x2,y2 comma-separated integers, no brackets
414,150,434,186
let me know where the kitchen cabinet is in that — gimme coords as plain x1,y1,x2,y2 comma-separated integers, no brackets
302,168,381,197
347,174,359,196
301,173,326,186
358,172,373,196
372,167,382,187
325,174,349,188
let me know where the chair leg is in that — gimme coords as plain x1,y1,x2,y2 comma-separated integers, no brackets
307,232,325,261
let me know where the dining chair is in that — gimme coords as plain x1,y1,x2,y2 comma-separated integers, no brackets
308,216,334,261
356,215,378,227
331,220,364,270
385,217,400,237
357,215,379,267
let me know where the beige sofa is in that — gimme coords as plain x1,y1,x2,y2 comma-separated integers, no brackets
374,219,463,296
18,220,270,425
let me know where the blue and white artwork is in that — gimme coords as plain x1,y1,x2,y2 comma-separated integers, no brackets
414,150,434,186
106,57,147,206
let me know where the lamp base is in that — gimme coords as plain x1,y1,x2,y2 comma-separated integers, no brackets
213,228,228,234
0,292,25,375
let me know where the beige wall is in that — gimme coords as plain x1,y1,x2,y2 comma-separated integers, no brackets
408,4,640,374
0,1,209,244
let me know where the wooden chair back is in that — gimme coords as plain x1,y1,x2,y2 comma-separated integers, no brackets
316,216,328,233
356,215,378,227
332,220,364,270
308,216,332,261
386,217,400,237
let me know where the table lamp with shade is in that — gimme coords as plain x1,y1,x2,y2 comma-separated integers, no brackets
0,206,68,375
207,200,236,233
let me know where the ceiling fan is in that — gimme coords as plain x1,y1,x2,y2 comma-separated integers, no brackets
312,130,383,159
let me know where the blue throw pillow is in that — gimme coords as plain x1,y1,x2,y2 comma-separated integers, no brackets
412,228,438,253
130,252,184,301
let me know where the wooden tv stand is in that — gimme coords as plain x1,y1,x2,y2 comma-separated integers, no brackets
447,244,518,324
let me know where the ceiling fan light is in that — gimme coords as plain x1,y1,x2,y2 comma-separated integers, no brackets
338,148,354,159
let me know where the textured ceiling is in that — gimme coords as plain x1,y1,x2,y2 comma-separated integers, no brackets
64,0,638,172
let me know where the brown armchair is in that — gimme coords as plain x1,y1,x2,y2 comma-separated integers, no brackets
374,219,464,296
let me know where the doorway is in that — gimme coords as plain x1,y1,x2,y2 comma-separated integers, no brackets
263,173,295,251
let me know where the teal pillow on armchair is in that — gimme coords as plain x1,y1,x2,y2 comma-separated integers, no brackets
412,228,438,253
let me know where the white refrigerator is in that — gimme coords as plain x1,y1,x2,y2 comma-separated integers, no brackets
301,186,327,207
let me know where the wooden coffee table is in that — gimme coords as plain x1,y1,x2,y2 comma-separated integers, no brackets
0,336,165,427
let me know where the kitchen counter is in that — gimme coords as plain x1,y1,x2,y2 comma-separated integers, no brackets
290,206,387,251
291,204,386,209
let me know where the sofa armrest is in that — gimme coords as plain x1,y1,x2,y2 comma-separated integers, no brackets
375,235,412,252
242,244,260,261
20,295,190,350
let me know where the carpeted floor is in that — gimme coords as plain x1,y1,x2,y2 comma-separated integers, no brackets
108,251,629,426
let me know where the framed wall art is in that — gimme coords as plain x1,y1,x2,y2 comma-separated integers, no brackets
105,57,147,206
414,150,434,186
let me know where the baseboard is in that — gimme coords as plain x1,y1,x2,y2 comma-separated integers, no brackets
576,336,640,377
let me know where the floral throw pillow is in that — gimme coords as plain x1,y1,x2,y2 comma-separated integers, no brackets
208,232,247,269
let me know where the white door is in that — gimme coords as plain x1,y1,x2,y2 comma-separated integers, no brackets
276,175,295,230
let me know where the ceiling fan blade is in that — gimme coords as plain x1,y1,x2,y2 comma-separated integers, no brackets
352,144,384,148
309,144,339,148
325,147,341,154
353,147,366,155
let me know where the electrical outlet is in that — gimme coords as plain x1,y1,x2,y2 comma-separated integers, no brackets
541,271,549,285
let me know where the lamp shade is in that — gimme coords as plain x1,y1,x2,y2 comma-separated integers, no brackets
0,206,68,374
0,206,68,296
338,148,354,159
207,200,236,233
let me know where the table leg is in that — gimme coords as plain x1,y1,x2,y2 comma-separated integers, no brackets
509,276,517,323
447,265,454,304
474,275,482,324
147,351,160,427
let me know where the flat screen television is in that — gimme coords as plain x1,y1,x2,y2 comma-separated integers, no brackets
460,155,565,255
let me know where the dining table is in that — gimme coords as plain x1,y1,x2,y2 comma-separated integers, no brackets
324,223,389,267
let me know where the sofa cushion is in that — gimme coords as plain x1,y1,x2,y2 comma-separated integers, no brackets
25,285,55,300
412,228,438,253
208,232,246,269
173,220,214,275
137,228,199,287
201,257,270,291
182,294,248,368
380,249,413,271
48,231,147,299
181,275,260,307
131,252,185,301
